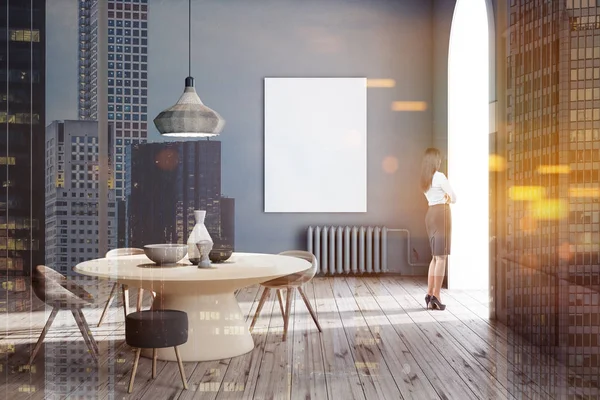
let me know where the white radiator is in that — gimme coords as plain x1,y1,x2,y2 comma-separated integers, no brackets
307,226,388,274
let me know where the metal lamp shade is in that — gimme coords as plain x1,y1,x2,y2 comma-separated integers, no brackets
154,77,225,137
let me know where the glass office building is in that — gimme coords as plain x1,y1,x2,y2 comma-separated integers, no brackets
78,0,149,200
504,0,600,396
127,141,235,252
44,120,118,276
0,0,45,281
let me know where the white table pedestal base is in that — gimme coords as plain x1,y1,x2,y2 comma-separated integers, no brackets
141,291,254,362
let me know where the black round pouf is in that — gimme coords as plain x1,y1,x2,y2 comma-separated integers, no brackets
125,310,188,349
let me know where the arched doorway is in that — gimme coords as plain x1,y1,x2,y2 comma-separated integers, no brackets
447,0,494,291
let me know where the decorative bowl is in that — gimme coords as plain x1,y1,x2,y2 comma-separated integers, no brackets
209,248,233,263
144,244,188,265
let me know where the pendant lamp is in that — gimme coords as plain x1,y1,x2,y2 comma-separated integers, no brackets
153,0,225,137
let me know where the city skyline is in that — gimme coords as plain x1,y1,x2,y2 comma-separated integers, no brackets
47,0,230,141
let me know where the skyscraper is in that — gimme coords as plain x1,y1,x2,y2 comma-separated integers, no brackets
45,120,118,276
126,141,234,252
78,0,149,200
0,0,46,280
218,196,235,255
503,0,600,396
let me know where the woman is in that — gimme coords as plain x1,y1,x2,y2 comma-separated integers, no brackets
420,148,456,310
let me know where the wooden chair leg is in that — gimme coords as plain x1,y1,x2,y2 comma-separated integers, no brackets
136,288,144,312
174,346,188,390
276,289,285,317
71,309,98,362
128,348,142,393
249,287,271,332
28,307,58,365
121,284,130,320
98,282,118,327
152,348,158,378
76,309,99,355
283,288,294,342
298,286,322,332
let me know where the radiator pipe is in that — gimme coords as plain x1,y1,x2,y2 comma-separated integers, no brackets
386,228,430,267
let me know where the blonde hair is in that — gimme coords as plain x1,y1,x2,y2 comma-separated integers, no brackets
420,148,441,192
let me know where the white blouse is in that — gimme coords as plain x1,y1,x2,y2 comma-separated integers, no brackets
424,171,457,206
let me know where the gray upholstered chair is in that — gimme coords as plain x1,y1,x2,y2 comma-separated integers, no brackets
249,250,322,341
29,265,99,365
97,248,153,327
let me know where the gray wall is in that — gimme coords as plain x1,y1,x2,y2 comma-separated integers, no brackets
432,0,456,155
148,0,452,273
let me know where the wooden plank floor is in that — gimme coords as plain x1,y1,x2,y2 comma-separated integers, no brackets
0,276,588,400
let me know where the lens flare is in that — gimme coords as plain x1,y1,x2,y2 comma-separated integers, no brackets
519,215,537,232
489,154,506,172
568,187,600,198
366,79,396,88
508,186,546,201
537,165,570,174
391,101,428,112
531,199,568,220
558,242,572,261
155,148,179,171
381,156,399,174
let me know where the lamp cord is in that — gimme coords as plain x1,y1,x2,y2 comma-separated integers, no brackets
188,0,191,77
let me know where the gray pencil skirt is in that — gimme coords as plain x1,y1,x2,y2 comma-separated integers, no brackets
425,204,452,256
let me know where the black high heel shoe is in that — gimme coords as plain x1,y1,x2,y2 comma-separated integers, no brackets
425,294,431,308
429,296,446,310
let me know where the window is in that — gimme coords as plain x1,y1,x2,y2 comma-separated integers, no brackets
0,113,40,124
10,30,40,42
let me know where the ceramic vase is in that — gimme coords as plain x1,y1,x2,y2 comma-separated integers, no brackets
196,240,213,268
187,210,213,265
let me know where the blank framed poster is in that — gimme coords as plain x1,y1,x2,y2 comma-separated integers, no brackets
264,77,367,213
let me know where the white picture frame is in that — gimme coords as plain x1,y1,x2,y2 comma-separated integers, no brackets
264,77,367,213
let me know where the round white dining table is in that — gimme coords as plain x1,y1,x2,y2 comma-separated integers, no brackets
74,252,311,362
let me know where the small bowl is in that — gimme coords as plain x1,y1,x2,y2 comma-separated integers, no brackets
209,248,233,263
144,244,188,265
